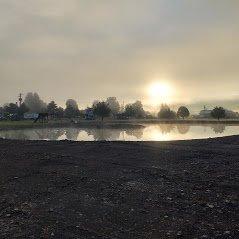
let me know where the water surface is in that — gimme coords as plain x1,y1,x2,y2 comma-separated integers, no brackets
0,124,238,141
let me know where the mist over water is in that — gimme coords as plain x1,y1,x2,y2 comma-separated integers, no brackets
0,124,238,141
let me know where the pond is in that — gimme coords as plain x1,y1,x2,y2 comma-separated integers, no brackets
0,124,238,141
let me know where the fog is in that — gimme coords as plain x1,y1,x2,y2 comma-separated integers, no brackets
1,0,239,109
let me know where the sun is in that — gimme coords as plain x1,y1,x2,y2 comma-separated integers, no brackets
148,82,172,104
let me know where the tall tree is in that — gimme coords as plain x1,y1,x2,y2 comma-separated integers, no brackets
47,101,58,117
55,107,64,119
106,97,120,116
93,102,111,121
158,104,176,119
24,92,47,113
211,107,226,120
65,99,80,118
125,100,145,118
177,106,190,119
66,99,79,110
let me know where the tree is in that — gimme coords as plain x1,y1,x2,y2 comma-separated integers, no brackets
66,99,79,110
106,97,120,116
55,107,64,119
24,92,47,113
158,104,176,119
177,106,190,119
47,101,58,117
211,107,226,120
92,100,100,108
65,99,80,118
125,101,145,118
64,106,80,118
93,102,111,121
17,103,29,117
4,103,18,114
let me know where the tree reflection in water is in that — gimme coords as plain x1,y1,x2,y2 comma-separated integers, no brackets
65,128,81,140
34,128,65,140
159,124,176,134
177,124,190,135
0,130,29,140
211,124,226,134
84,128,121,141
125,128,144,139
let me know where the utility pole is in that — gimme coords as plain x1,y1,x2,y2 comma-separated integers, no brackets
18,93,23,106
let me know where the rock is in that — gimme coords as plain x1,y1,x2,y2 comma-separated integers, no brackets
177,230,182,236
206,203,214,208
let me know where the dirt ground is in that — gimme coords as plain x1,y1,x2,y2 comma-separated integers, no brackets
0,136,238,238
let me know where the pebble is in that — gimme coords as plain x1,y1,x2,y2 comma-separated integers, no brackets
206,203,214,208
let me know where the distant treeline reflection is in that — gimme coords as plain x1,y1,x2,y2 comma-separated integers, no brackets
0,124,227,141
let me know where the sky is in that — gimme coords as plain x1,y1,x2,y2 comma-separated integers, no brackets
1,0,239,111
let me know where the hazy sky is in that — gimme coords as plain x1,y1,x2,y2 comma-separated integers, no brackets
1,0,239,109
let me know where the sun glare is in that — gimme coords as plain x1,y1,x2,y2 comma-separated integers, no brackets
148,81,172,105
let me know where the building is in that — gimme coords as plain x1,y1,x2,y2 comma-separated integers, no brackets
198,106,212,118
198,106,239,119
225,109,239,119
23,113,39,120
84,108,94,120
0,113,4,120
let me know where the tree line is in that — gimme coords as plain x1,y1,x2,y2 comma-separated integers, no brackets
0,92,227,121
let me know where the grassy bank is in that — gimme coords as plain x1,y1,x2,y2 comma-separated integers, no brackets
0,120,72,130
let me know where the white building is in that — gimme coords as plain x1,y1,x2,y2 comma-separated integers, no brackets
23,113,39,120
198,106,212,118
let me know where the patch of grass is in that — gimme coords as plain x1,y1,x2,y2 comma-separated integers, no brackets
0,120,40,129
0,120,71,130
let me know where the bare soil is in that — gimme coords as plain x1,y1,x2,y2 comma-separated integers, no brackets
0,136,238,238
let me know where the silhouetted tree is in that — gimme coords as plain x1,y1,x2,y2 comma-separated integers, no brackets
211,107,226,120
55,107,64,119
158,104,176,119
65,99,80,118
177,106,190,119
47,101,58,117
125,101,145,118
17,103,29,117
106,97,120,116
24,92,47,113
4,103,18,114
64,106,80,118
93,102,111,121
66,99,79,110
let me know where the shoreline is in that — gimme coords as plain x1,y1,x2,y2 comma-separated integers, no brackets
0,136,238,238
